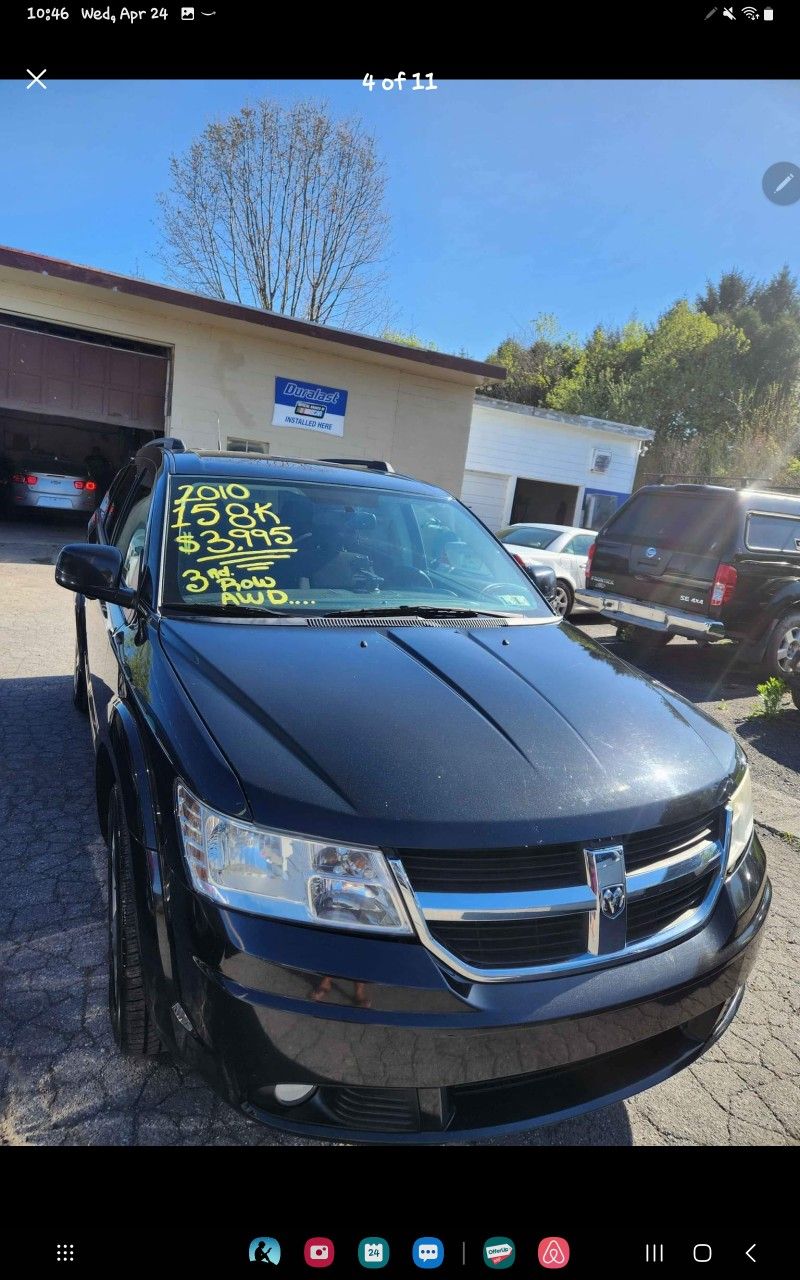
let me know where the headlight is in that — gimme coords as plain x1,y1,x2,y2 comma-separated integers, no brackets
727,767,754,877
175,782,411,934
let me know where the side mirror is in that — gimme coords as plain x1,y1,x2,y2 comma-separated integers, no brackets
526,561,558,604
55,543,137,607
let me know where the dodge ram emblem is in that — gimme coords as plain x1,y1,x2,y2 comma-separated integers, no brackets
601,885,626,917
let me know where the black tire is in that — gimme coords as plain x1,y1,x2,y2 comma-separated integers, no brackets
791,686,800,713
764,610,800,679
107,786,162,1057
554,579,574,618
72,635,88,713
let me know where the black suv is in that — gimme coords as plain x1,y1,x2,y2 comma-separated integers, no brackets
579,483,800,688
54,442,769,1142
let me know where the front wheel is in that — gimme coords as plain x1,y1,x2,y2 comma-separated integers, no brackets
107,786,162,1057
553,579,574,618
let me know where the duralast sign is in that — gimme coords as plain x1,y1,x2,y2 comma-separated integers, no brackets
272,377,348,436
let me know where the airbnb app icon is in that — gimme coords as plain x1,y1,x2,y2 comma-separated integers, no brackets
538,1238,570,1269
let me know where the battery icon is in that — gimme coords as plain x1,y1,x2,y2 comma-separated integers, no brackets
764,6,773,17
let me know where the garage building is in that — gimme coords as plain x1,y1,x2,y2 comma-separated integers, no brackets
0,246,503,500
462,395,654,532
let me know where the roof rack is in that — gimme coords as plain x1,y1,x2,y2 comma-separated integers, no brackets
650,472,800,495
317,457,395,473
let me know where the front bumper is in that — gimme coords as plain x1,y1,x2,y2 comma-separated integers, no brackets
169,838,769,1142
576,587,725,639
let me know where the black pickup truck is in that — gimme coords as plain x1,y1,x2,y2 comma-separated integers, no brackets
578,483,800,706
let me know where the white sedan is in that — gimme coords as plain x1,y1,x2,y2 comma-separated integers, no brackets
496,523,596,617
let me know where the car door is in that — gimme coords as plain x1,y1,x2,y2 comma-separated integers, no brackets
85,463,156,742
560,533,595,589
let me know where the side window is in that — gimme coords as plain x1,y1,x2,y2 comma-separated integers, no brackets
564,534,594,556
746,512,800,554
102,465,136,542
112,468,155,592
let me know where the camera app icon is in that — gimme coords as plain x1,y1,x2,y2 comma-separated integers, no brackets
304,1238,335,1268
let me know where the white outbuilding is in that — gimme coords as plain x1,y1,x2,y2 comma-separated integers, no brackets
462,395,655,532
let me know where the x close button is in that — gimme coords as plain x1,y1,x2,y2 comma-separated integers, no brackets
26,68,47,89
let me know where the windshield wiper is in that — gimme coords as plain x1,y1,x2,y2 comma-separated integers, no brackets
320,604,516,619
162,602,290,619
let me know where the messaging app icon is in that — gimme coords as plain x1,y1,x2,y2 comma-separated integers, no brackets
484,1237,516,1269
358,1239,390,1269
413,1238,444,1269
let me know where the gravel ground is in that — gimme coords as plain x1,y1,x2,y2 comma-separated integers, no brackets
1,519,797,1146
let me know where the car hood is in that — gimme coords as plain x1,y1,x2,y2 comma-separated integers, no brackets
158,617,737,849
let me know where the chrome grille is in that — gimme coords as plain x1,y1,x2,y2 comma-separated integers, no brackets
390,806,730,982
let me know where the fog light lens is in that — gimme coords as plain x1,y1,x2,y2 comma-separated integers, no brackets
274,1083,317,1106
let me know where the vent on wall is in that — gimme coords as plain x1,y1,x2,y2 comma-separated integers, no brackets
227,437,269,454
591,449,612,474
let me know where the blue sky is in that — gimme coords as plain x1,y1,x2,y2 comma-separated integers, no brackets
0,78,798,357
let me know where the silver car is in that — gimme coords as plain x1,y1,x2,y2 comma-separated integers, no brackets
9,457,98,514
496,522,596,617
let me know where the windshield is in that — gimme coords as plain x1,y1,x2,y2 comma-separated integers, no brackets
161,476,550,618
497,526,562,550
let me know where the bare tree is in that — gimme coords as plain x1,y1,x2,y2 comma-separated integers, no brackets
156,100,390,329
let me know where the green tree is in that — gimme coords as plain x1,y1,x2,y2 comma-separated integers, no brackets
626,301,750,440
483,315,580,407
547,320,647,420
484,269,800,488
697,266,800,393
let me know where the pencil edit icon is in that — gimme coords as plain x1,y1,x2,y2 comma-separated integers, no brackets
762,162,800,205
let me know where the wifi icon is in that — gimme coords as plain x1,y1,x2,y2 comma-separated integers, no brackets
742,5,759,16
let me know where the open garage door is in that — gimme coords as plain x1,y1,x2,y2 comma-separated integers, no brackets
510,477,579,526
0,316,169,515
